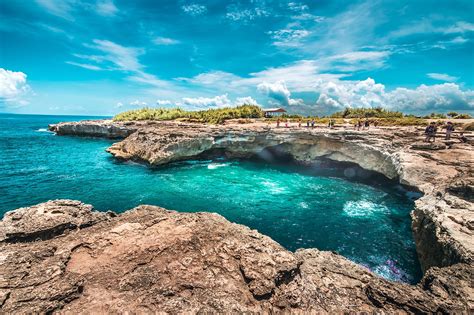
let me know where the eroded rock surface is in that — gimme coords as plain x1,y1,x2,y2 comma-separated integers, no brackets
1,200,472,313
86,120,473,272
13,119,473,312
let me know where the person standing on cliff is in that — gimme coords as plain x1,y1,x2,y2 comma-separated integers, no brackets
424,122,437,142
445,122,455,140
276,118,280,128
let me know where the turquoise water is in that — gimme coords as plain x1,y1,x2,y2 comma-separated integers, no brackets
0,114,422,283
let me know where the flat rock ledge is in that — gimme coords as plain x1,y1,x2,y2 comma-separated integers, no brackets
1,200,473,313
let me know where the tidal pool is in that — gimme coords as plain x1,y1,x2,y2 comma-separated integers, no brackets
0,114,423,283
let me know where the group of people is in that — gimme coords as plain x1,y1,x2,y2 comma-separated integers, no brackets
424,121,468,143
275,118,379,130
275,118,337,129
355,119,376,130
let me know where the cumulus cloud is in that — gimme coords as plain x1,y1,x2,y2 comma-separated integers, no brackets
387,83,474,112
181,4,207,16
115,102,123,108
427,73,458,82
257,81,304,106
0,68,30,106
312,77,474,114
235,96,258,106
149,95,259,110
182,94,231,108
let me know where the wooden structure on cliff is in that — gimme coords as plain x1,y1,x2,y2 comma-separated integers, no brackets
262,108,287,117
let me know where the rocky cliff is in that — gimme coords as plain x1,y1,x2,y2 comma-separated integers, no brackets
0,200,472,313
7,119,469,312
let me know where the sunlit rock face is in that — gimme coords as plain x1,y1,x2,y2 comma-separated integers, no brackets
0,200,472,313
39,119,474,312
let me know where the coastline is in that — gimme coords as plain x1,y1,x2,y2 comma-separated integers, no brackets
1,119,472,312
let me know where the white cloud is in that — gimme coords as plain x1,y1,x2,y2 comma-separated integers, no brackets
130,100,147,106
68,39,172,89
288,2,309,12
0,68,30,106
156,99,173,106
96,0,118,16
427,73,458,82
235,96,258,106
269,29,310,47
323,50,391,72
182,94,231,108
66,61,103,71
311,77,474,114
442,21,474,34
153,37,180,45
387,83,474,112
257,81,304,106
115,102,123,108
181,4,207,16
225,4,270,22
35,0,74,20
84,39,144,72
151,95,259,110
36,0,118,19
389,20,474,40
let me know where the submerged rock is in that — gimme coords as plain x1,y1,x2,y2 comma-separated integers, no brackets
0,200,472,313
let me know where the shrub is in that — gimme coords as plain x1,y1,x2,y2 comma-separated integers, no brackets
423,112,447,119
330,107,403,118
455,113,472,119
447,111,459,118
113,105,263,124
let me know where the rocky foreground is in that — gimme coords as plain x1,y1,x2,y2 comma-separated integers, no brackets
0,119,472,313
0,200,472,313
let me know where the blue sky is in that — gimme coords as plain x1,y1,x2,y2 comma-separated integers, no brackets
1,0,473,116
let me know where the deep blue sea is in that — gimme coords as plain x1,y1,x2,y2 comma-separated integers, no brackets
0,113,422,283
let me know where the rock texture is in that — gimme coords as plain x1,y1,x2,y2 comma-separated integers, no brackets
48,120,136,139
5,119,472,312
103,120,474,272
0,200,472,313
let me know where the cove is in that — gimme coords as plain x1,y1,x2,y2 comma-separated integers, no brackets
0,114,422,283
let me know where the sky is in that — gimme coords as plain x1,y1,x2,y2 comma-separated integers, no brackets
0,0,473,116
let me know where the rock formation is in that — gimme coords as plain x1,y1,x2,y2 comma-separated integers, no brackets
0,200,472,313
0,119,463,312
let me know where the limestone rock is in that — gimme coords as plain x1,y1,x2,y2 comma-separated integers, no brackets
0,200,111,243
1,201,472,313
411,142,447,150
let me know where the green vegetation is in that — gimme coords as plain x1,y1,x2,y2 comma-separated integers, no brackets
446,112,472,119
330,107,403,118
423,112,447,119
113,105,263,124
114,105,472,126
